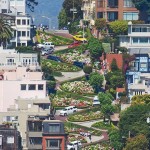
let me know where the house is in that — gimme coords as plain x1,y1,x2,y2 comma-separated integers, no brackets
100,53,123,71
95,0,139,22
119,22,150,54
0,124,22,150
26,119,68,150
126,53,150,100
0,66,46,112
0,96,50,149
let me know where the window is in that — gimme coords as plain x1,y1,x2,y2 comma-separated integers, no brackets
139,37,148,43
22,43,26,46
97,12,103,18
7,137,14,144
27,19,30,25
132,38,138,43
17,19,21,25
29,137,42,145
124,0,134,7
21,84,26,90
28,84,36,90
107,12,118,21
132,27,140,32
107,0,118,8
22,19,26,25
123,12,138,20
97,0,103,8
18,31,21,37
22,31,26,37
2,9,7,13
49,124,60,133
38,84,43,90
28,121,42,131
7,58,14,65
27,31,30,37
46,139,61,148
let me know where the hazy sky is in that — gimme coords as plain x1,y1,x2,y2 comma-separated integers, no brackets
26,0,64,29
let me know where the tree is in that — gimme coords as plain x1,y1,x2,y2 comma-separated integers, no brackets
83,65,93,75
62,0,83,22
87,37,103,60
109,129,123,150
132,0,149,23
131,94,150,105
109,20,128,36
26,0,38,12
124,134,149,150
0,17,13,48
89,72,104,93
110,59,119,71
58,9,68,29
95,18,107,31
119,104,150,138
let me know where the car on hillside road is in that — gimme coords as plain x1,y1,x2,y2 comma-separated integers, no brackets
59,106,77,116
37,42,55,49
41,48,54,56
73,35,87,42
68,41,81,48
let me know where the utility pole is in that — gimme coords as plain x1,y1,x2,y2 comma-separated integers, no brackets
73,0,74,21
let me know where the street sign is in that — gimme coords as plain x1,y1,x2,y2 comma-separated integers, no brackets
70,8,77,12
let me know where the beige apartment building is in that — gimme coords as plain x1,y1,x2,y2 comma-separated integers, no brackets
95,0,139,22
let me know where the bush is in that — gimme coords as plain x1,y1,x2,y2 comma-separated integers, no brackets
83,65,93,74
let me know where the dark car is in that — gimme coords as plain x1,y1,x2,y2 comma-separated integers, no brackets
73,61,85,68
47,55,63,62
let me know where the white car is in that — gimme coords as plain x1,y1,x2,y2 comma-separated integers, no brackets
41,48,54,56
37,42,55,49
93,95,100,106
59,106,77,116
67,141,82,150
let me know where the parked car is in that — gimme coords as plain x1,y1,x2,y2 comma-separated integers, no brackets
67,141,82,150
59,106,77,116
41,48,54,56
73,61,85,68
93,95,100,106
47,55,63,62
37,42,55,49
68,41,81,48
73,35,87,42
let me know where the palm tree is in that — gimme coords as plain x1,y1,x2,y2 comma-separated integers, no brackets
0,17,13,48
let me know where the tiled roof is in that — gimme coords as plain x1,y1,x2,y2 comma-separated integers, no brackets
116,88,125,93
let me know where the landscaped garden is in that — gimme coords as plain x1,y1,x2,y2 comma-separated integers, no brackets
68,134,87,143
58,81,94,94
64,122,102,136
36,30,73,45
41,59,81,72
68,107,103,122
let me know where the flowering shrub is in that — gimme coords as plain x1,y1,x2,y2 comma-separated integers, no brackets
68,111,102,122
57,51,91,64
68,135,87,143
53,95,92,108
59,81,94,94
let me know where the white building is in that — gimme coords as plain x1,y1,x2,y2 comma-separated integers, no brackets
119,22,150,54
0,0,10,13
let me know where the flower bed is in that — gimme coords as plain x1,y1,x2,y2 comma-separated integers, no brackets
68,134,87,143
59,81,94,94
91,122,114,131
53,95,92,108
41,59,81,72
64,122,101,136
68,110,102,122
57,51,91,64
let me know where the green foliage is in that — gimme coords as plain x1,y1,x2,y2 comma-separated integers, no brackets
89,72,104,93
105,70,125,89
15,46,35,53
58,9,68,29
119,104,150,138
109,20,128,36
124,134,149,150
83,65,93,75
0,17,13,48
109,129,123,150
117,47,128,54
95,18,107,31
47,80,56,89
62,0,83,22
110,59,119,71
88,37,103,60
131,94,150,105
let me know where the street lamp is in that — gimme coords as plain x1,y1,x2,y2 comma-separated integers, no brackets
42,16,51,31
